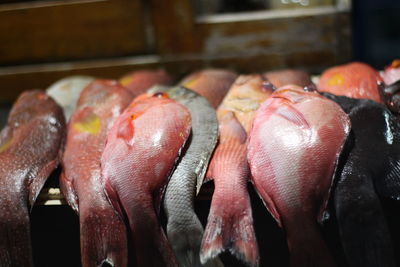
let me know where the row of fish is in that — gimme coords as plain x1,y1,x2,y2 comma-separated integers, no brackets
0,61,399,267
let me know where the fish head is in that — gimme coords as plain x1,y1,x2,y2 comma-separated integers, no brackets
272,85,321,104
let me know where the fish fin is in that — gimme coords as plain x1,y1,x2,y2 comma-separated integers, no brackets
28,158,59,210
103,180,125,221
201,195,258,267
334,172,396,267
274,103,310,130
79,203,128,267
0,198,33,266
167,214,224,267
59,171,79,213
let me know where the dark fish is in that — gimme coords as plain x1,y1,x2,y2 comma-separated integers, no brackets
101,93,191,267
60,80,133,267
0,90,65,266
322,92,400,267
157,86,221,267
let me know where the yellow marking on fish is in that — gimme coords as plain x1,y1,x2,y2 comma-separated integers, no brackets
119,75,136,86
182,76,199,88
73,114,101,135
0,138,12,153
328,73,345,86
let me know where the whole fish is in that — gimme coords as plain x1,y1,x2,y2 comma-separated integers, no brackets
60,80,133,267
119,69,172,96
318,62,383,103
155,86,221,267
46,75,95,121
0,90,65,266
101,93,191,267
247,85,350,267
201,75,273,267
179,69,238,108
322,92,399,267
264,69,312,88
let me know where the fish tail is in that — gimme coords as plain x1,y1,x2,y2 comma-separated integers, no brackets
166,213,224,267
127,200,179,267
79,205,128,267
286,219,336,267
0,199,33,267
200,195,258,267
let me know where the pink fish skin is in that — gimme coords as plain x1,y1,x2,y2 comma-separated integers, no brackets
247,85,351,267
179,69,238,108
101,93,191,267
60,80,133,267
201,75,273,267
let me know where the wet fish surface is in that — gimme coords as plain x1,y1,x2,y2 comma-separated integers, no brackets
201,75,273,267
322,92,400,267
151,86,221,267
247,85,350,267
0,90,65,267
60,80,133,267
101,93,191,267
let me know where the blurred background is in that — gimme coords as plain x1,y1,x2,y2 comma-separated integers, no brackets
0,1,399,265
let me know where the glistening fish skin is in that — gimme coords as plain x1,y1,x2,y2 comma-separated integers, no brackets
101,93,191,267
0,90,65,267
201,75,273,267
60,80,133,267
247,86,350,267
160,86,221,267
322,92,399,267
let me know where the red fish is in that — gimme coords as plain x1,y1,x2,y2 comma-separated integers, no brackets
60,80,133,267
119,69,172,96
101,93,191,267
247,85,350,267
0,90,65,266
201,75,273,266
318,62,383,103
180,69,238,108
264,69,313,88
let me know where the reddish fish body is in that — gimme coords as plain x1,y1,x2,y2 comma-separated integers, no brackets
318,62,383,103
119,69,172,96
264,69,312,88
101,94,191,267
180,69,238,108
60,80,133,267
247,86,350,267
0,90,65,266
201,75,272,266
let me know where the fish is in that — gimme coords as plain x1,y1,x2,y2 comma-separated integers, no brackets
264,69,313,88
0,90,65,266
46,75,95,121
101,93,192,267
318,62,383,103
201,75,273,267
322,92,400,267
380,59,400,86
119,69,172,96
179,69,238,108
151,86,221,267
60,80,133,267
381,80,400,113
247,85,351,267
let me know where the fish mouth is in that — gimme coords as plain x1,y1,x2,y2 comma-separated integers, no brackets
99,259,114,267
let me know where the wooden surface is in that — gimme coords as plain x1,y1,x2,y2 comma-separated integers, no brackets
0,0,147,66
